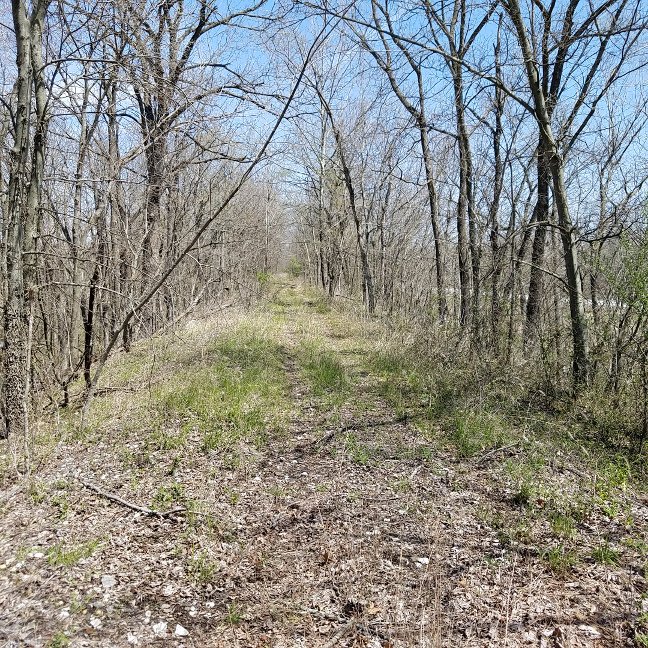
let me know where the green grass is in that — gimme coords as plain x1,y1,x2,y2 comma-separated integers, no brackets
592,541,621,565
344,432,372,465
28,479,47,504
549,512,576,539
152,483,185,510
107,348,150,383
149,425,188,451
298,342,349,396
511,479,536,506
636,633,648,647
368,347,467,420
155,330,290,452
450,410,508,458
226,602,244,625
594,457,631,517
542,544,578,574
47,539,100,567
187,550,219,583
51,493,69,520
267,484,288,503
47,633,70,648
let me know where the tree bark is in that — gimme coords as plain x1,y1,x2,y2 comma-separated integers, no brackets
2,0,49,439
524,146,550,344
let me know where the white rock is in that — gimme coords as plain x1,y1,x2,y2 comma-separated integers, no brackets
415,557,430,566
162,584,174,596
578,625,601,638
175,624,189,637
152,621,167,637
101,575,117,589
90,616,102,629
127,632,139,645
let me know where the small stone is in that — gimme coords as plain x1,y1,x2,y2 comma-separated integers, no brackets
152,621,167,637
175,624,189,637
415,557,430,566
127,632,139,645
90,616,102,629
101,575,117,589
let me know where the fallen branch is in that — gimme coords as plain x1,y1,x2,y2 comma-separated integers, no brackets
476,442,519,466
312,415,410,447
94,386,137,396
555,463,589,479
79,479,185,519
322,620,356,648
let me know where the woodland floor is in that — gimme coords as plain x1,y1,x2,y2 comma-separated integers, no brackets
1,277,647,648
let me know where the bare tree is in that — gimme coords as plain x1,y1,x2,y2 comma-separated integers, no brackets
2,0,50,439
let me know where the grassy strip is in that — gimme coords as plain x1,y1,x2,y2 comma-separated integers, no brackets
153,328,291,453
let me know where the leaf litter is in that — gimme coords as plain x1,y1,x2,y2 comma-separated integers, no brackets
0,281,646,647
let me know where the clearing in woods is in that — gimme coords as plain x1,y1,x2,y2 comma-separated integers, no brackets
0,278,647,647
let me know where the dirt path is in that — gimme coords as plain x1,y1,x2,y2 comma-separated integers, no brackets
0,279,645,647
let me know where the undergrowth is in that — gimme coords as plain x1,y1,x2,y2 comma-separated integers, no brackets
365,333,646,575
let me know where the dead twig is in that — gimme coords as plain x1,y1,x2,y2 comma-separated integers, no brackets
555,463,589,479
94,386,137,396
312,415,411,448
78,479,185,519
322,620,356,648
476,442,519,466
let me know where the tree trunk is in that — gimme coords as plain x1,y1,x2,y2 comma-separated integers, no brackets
451,60,478,331
505,0,590,388
419,124,448,322
524,146,550,344
2,0,49,439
